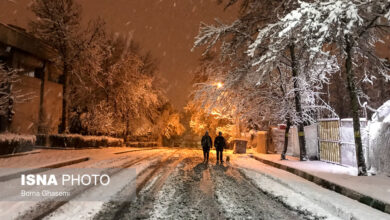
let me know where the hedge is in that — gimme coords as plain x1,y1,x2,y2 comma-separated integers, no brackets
36,134,124,149
126,142,158,148
0,133,35,155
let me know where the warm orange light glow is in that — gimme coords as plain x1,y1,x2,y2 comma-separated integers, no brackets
211,110,221,116
216,82,223,89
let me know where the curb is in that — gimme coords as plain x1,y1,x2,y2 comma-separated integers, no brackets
34,146,104,150
250,155,390,215
0,157,90,182
0,150,41,158
114,148,156,154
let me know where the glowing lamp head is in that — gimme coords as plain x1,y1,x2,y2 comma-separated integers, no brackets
216,82,223,89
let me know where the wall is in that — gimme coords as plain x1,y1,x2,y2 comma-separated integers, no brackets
41,81,62,134
270,126,299,157
9,76,41,134
270,124,319,160
291,127,300,157
8,75,62,134
269,127,285,154
339,119,368,167
255,131,267,153
304,124,319,160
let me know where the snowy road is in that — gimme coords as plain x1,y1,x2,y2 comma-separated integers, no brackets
0,148,389,220
98,151,305,220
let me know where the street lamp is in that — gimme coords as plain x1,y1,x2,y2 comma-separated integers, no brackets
216,82,223,89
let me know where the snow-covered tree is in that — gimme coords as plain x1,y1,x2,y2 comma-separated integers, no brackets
66,26,168,138
67,19,115,135
192,1,298,145
160,111,185,140
274,0,390,175
186,100,235,140
110,54,161,137
247,7,340,159
0,66,18,131
0,65,33,132
193,0,338,160
29,1,169,138
185,55,237,139
29,0,82,133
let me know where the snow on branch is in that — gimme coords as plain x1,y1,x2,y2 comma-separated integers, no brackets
0,65,35,124
192,20,240,55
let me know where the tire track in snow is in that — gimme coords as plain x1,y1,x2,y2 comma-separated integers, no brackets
17,151,163,220
209,164,306,219
149,156,226,219
94,149,184,220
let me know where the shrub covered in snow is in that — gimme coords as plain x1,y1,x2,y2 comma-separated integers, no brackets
0,133,36,155
368,100,390,176
36,134,123,148
126,142,158,148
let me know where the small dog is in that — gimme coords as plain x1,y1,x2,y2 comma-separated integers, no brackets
226,156,230,163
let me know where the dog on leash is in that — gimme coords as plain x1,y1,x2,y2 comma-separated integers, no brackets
226,155,230,163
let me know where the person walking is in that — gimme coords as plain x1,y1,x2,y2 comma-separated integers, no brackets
201,131,212,163
214,131,226,163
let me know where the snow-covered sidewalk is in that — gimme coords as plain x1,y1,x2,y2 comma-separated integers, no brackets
249,152,390,214
0,147,155,168
0,147,167,219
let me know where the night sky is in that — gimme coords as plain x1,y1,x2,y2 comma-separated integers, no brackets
0,0,238,108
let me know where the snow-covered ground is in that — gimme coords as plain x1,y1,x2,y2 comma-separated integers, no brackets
368,100,390,176
232,154,390,220
248,150,390,206
0,148,389,219
0,148,166,219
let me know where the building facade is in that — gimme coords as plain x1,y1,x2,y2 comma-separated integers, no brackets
0,23,62,134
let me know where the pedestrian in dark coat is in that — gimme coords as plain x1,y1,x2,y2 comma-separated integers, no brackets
201,131,212,162
214,131,226,163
